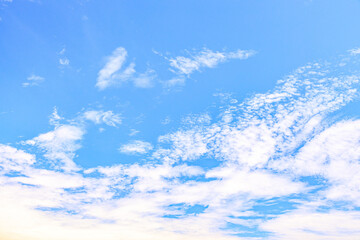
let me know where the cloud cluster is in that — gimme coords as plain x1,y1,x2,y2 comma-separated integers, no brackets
1,51,360,239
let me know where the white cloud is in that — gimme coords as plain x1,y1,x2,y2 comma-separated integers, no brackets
22,74,44,87
163,77,186,88
25,124,84,171
349,47,360,55
129,129,140,136
59,57,70,65
49,107,63,126
96,47,131,90
83,110,122,127
96,47,156,90
0,144,35,173
182,113,211,126
58,48,70,66
2,51,360,239
161,116,171,125
119,140,153,155
261,209,360,240
133,69,156,88
59,48,66,55
169,48,255,75
162,48,255,88
275,119,360,206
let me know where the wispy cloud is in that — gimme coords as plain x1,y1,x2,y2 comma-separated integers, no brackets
0,0,13,3
133,69,156,88
83,110,122,127
97,47,254,90
169,48,255,75
96,47,131,90
58,48,70,66
96,47,155,90
22,74,44,87
49,107,63,126
59,57,70,65
119,140,153,154
349,47,360,55
129,129,140,136
163,77,186,88
162,48,255,88
59,48,66,55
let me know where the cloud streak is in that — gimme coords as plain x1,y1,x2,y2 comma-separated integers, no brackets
169,48,255,75
162,48,255,88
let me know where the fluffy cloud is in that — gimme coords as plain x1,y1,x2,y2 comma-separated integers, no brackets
25,124,84,171
0,144,35,173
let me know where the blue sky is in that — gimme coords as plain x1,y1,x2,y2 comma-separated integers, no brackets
1,0,360,239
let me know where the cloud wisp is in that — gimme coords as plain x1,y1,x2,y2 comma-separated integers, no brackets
22,74,44,87
119,140,153,155
58,48,70,66
83,110,122,127
349,47,360,55
161,48,255,88
169,48,255,75
96,47,155,90
1,51,360,239
96,47,254,90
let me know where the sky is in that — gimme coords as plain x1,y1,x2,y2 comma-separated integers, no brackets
1,0,360,239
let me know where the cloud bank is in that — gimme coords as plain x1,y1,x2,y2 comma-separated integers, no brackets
1,51,360,239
